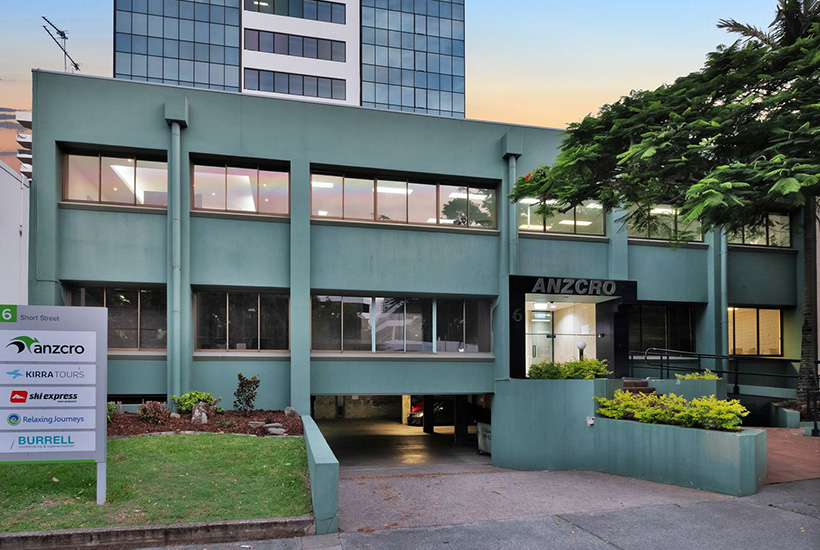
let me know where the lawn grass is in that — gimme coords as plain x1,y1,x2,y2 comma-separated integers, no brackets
0,434,312,532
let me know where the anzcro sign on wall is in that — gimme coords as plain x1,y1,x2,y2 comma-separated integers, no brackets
0,305,108,504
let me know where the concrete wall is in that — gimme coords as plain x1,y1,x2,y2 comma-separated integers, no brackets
492,379,766,496
0,160,28,305
27,71,803,414
303,415,339,534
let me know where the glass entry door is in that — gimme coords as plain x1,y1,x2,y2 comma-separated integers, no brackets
525,306,554,372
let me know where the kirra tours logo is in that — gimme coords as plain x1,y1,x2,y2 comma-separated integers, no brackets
6,335,85,356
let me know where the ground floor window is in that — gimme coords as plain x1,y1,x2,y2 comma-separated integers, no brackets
196,291,289,351
70,286,167,350
311,295,492,353
628,304,694,353
728,307,781,356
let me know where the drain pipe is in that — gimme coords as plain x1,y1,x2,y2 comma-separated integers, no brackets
165,98,188,402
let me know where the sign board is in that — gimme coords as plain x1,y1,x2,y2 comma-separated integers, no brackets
0,304,107,504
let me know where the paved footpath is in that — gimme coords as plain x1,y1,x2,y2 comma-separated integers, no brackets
140,476,819,550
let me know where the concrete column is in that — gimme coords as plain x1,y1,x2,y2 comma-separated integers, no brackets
453,395,468,444
497,132,523,380
697,229,728,371
290,159,312,413
164,97,188,403
401,394,411,425
422,395,435,434
607,207,629,280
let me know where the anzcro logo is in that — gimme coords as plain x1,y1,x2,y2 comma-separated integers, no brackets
6,335,85,356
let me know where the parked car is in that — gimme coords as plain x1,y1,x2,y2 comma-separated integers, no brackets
407,399,481,426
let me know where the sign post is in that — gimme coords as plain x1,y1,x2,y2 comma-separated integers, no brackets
0,305,107,504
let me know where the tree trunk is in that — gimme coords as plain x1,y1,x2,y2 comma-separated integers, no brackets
799,198,819,408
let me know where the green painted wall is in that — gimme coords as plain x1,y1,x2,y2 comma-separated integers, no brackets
28,71,803,415
727,248,797,306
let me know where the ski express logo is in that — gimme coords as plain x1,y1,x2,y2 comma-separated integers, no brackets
4,387,94,407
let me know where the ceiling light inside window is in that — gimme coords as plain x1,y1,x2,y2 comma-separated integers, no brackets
559,220,592,226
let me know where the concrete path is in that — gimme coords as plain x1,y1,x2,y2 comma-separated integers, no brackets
139,478,820,550
765,428,820,484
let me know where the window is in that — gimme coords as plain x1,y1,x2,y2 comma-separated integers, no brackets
244,68,346,100
311,295,488,353
728,213,791,247
728,307,781,356
627,205,702,241
518,200,605,236
311,173,496,229
65,153,168,207
192,162,289,215
628,304,694,353
196,291,289,351
70,286,167,350
244,0,346,24
244,29,346,62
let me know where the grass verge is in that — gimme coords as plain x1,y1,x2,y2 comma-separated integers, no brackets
0,434,312,532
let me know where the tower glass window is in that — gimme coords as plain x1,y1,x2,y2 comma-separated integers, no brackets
361,0,465,117
115,0,241,91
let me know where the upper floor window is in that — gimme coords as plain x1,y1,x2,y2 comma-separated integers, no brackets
311,174,496,229
244,0,346,24
245,29,346,62
71,286,167,350
627,205,702,242
192,162,289,215
197,290,289,351
518,200,605,236
244,68,346,100
65,153,167,207
728,213,791,248
728,307,782,356
628,304,694,353
311,295,492,353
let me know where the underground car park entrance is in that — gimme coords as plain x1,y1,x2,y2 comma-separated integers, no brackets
311,394,490,468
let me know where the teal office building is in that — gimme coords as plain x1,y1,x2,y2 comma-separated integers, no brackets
28,71,801,425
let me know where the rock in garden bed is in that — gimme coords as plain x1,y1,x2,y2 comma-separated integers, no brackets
108,409,303,437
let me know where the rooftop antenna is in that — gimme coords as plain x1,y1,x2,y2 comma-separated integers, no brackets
42,16,80,72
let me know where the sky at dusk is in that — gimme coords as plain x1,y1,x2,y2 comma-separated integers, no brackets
0,0,776,172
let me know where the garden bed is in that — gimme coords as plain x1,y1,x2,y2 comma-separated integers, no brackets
108,410,303,437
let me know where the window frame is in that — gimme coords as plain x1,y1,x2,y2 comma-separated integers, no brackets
727,213,792,248
70,285,168,351
626,205,704,242
518,200,606,236
194,289,291,352
727,306,783,356
190,158,290,216
310,172,497,230
628,303,696,354
63,152,169,209
310,294,493,354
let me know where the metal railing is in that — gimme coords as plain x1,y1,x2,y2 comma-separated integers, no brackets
629,348,819,436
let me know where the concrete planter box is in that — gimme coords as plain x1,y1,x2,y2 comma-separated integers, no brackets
593,418,766,496
647,378,727,400
492,378,766,496
772,405,800,428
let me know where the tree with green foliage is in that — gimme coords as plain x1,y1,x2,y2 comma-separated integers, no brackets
512,11,820,405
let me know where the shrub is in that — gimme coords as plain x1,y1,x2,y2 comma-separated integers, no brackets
675,369,721,380
234,373,260,414
172,391,219,414
138,401,171,424
594,390,749,431
528,358,611,380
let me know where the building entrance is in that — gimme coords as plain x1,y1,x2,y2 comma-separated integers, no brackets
525,298,597,371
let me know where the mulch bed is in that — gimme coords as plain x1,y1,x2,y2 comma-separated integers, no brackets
108,410,303,437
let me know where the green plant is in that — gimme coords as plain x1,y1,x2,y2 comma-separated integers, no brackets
675,369,721,380
233,373,260,414
171,391,219,414
594,390,749,431
216,417,236,429
138,401,171,425
528,358,611,380
107,401,117,423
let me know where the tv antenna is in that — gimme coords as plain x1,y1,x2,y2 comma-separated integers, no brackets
42,16,80,72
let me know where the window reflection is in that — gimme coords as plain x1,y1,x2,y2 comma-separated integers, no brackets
259,170,289,214
519,200,604,236
101,157,137,204
226,167,258,212
71,286,166,351
311,174,343,218
136,160,169,206
311,295,342,350
728,307,781,355
342,297,372,351
374,297,405,351
66,153,167,207
193,163,289,215
66,155,100,202
197,290,289,351
193,165,226,210
728,213,790,247
626,204,701,241
343,178,374,220
439,185,468,225
408,182,437,224
376,179,407,222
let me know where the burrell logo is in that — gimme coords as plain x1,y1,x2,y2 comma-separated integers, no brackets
10,390,27,404
17,434,75,446
5,335,85,356
5,369,22,379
